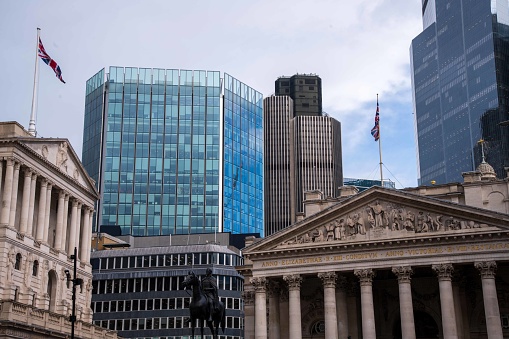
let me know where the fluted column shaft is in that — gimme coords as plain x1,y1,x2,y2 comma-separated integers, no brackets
336,276,349,339
80,207,91,260
74,203,82,258
475,261,503,338
284,274,302,339
354,269,376,339
243,291,255,339
268,281,281,339
251,277,267,339
392,266,416,339
35,179,48,241
1,159,15,225
0,160,3,196
19,169,33,233
319,272,338,339
68,199,78,252
55,191,66,250
9,162,21,227
432,264,458,339
42,183,52,243
26,173,37,236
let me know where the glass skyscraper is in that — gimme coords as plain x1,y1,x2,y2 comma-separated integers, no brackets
411,0,509,185
83,67,263,237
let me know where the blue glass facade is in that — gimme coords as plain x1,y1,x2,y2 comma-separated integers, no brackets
411,0,509,185
83,68,263,237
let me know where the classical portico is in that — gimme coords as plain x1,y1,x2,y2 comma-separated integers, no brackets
238,187,509,339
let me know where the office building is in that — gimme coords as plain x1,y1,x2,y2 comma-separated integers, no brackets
0,121,117,339
410,0,509,185
275,74,322,116
343,177,396,192
239,163,509,339
90,232,245,339
263,94,342,236
83,67,264,237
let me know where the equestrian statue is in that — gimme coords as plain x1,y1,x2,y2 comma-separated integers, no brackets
182,268,225,338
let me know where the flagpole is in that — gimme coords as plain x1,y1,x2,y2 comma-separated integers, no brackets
377,94,383,186
28,28,41,136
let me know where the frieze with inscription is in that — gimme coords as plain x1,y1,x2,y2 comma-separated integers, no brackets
281,200,491,246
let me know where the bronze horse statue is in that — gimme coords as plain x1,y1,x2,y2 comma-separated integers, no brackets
182,271,225,338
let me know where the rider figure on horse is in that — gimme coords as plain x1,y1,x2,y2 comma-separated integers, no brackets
201,268,219,322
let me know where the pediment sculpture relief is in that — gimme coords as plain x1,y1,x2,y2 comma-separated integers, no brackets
282,200,489,246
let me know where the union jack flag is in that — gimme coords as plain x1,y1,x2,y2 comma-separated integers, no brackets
371,98,380,141
38,38,65,83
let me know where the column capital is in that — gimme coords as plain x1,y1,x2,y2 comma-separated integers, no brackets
432,263,454,280
71,199,79,207
392,266,413,283
13,161,21,170
267,280,280,298
318,271,337,288
23,168,33,177
354,268,375,285
5,157,15,166
250,276,267,292
40,178,48,187
474,261,497,279
283,274,302,291
242,290,255,306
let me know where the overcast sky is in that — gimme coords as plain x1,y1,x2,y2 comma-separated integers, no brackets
1,0,423,188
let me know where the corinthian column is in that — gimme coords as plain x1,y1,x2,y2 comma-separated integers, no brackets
279,287,290,339
243,290,255,339
474,261,503,338
80,207,91,260
8,162,21,227
392,266,416,339
354,268,376,339
42,183,52,243
318,272,338,339
432,264,458,339
35,179,48,241
26,172,37,236
251,277,267,339
267,281,281,339
283,274,302,339
68,199,78,252
54,191,66,250
19,168,33,234
1,158,15,226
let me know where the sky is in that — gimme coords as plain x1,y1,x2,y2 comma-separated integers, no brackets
0,0,423,188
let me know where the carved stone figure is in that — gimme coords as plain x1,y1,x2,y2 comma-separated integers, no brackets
325,222,335,241
346,215,356,235
404,210,415,231
56,142,68,172
369,201,384,228
7,247,16,282
335,219,346,240
313,227,325,242
354,213,366,235
390,208,402,231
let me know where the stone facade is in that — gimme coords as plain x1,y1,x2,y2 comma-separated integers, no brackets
0,122,118,338
239,186,509,339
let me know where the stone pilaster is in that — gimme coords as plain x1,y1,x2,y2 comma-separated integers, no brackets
243,290,255,339
284,274,303,339
432,264,458,339
42,183,52,243
55,191,66,250
26,172,37,236
68,199,78,252
354,268,376,339
392,266,416,339
80,207,90,260
1,158,15,226
35,179,48,241
474,261,503,338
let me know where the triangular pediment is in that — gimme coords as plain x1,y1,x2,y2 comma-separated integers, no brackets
19,138,97,195
246,187,509,254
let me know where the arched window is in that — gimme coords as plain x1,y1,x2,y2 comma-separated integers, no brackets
32,260,39,276
14,253,22,270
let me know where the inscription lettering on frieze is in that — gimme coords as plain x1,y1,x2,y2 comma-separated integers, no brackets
257,242,509,268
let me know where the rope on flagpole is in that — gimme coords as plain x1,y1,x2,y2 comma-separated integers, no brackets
377,94,383,186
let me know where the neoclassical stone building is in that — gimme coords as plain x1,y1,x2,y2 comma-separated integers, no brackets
0,122,117,338
239,184,509,339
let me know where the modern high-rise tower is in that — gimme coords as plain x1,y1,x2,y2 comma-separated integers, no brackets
264,74,342,236
82,67,264,237
275,74,322,116
410,0,509,185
